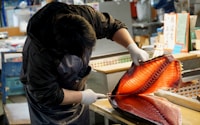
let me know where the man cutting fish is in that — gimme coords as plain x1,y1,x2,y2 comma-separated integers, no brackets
20,1,149,125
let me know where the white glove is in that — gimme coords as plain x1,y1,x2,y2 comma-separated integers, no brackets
81,89,106,105
127,42,149,66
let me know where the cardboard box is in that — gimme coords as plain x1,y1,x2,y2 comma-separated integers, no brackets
134,35,149,48
0,27,25,36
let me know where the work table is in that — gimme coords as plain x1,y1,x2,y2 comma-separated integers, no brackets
89,53,200,125
89,99,200,125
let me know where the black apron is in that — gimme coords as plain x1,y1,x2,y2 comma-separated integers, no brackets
25,76,90,125
22,37,92,125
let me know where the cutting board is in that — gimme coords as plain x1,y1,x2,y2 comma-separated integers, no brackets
173,53,198,61
155,89,200,112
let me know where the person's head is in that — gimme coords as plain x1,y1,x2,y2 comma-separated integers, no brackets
53,14,96,58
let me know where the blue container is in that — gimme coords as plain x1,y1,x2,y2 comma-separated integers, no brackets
1,52,24,104
3,62,22,77
5,77,25,95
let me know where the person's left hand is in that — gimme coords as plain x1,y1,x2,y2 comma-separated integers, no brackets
127,42,149,66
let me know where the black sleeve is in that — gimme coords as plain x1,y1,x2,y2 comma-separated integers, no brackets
75,5,128,40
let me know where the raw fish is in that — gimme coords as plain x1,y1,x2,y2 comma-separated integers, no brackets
109,55,182,125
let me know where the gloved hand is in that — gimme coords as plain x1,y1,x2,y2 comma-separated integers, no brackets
81,89,106,105
127,42,149,66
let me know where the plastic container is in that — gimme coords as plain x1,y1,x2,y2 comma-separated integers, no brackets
3,62,22,77
14,9,32,32
5,77,25,95
1,52,24,103
136,0,151,22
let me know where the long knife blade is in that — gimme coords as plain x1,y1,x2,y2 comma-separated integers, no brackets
106,93,131,97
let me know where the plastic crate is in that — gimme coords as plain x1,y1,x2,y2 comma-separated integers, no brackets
5,77,25,95
3,62,22,77
0,52,24,104
167,79,200,99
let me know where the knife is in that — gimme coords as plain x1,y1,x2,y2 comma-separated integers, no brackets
106,93,131,97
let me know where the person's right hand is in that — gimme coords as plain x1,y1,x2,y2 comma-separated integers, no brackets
81,89,106,105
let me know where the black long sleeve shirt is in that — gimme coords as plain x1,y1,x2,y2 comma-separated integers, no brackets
21,2,127,107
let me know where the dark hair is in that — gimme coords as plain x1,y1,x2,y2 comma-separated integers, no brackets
53,14,96,58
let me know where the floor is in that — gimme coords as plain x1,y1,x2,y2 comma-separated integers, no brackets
0,94,27,125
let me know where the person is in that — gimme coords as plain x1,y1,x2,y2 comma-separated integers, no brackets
20,1,149,125
151,0,176,13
